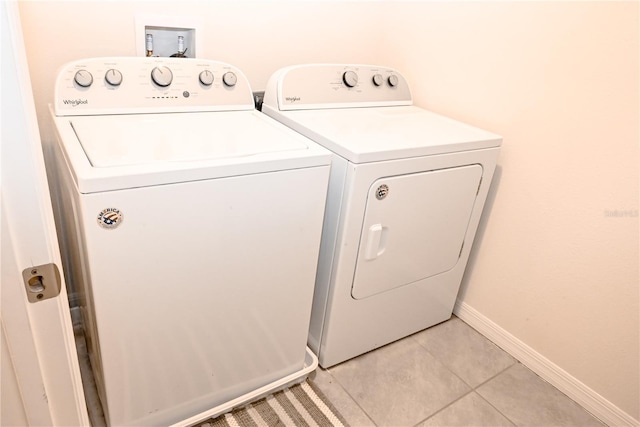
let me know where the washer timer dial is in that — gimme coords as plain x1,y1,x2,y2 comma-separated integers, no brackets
151,66,173,87
199,70,214,86
105,69,123,86
342,71,358,88
74,70,93,87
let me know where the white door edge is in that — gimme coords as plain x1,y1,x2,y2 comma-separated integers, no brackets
1,1,89,425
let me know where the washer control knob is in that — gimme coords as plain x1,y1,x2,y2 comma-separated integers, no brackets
372,73,384,87
222,72,237,87
199,70,214,86
74,70,93,87
342,71,358,88
388,74,399,87
151,66,173,87
104,69,123,86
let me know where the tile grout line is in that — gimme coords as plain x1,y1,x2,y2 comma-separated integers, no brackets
321,325,469,427
411,389,476,427
472,392,518,427
410,361,521,427
408,331,481,427
321,367,379,427
409,323,522,427
472,363,520,427
472,361,518,390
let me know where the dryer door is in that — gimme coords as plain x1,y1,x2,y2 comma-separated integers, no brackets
351,164,483,300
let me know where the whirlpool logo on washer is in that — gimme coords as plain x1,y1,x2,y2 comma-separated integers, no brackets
63,99,88,107
97,208,123,229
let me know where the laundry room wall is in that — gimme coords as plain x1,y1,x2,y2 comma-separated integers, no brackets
17,0,386,151
17,1,639,426
379,2,639,425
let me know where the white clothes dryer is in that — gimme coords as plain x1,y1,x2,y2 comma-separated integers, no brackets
50,57,331,426
263,64,502,368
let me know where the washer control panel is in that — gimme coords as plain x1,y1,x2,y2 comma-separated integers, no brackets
54,57,253,116
264,64,412,111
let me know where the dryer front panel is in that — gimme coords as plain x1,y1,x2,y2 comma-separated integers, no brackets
351,164,483,300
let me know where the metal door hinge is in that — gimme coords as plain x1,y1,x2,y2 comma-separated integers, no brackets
22,263,62,303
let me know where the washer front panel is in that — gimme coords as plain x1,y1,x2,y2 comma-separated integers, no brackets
70,165,330,426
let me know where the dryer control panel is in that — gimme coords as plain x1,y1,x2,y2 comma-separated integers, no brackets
54,57,254,116
263,64,413,111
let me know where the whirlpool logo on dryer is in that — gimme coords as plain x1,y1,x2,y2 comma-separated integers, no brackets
63,99,89,107
285,96,301,103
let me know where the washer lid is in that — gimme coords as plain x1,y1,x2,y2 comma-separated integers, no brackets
54,110,331,193
71,111,310,167
271,105,502,163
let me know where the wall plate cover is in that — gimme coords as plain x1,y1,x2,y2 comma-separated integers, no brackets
135,15,204,58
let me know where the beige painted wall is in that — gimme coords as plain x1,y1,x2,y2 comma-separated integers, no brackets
18,0,639,423
379,2,638,420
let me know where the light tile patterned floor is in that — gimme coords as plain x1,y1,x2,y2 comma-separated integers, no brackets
309,316,606,427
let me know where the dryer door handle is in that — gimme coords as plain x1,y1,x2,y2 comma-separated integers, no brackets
364,223,387,260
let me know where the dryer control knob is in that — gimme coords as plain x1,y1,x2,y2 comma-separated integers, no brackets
342,71,358,88
151,66,173,87
104,69,123,86
388,74,399,87
199,70,214,86
372,74,384,87
74,70,93,88
222,72,237,87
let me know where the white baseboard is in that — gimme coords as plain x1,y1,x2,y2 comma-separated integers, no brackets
454,300,639,427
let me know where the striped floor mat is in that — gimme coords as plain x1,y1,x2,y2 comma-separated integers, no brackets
195,380,347,427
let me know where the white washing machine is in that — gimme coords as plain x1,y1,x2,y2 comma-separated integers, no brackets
49,57,331,426
263,64,502,368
